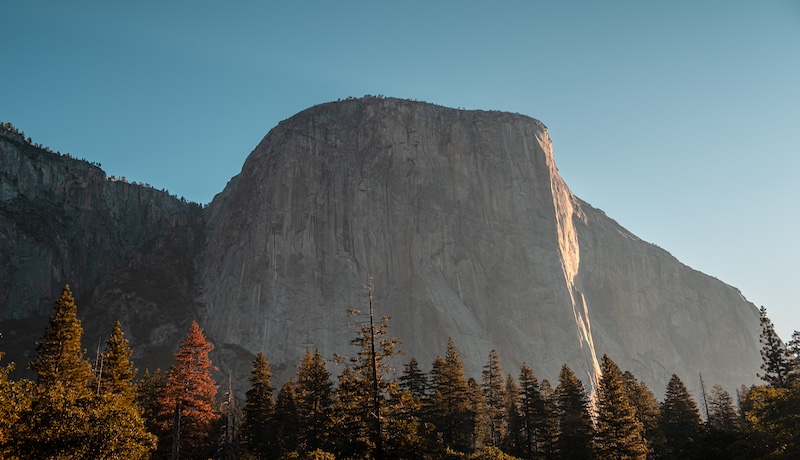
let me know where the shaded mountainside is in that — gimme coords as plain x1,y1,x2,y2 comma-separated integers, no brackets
0,98,762,397
0,125,205,373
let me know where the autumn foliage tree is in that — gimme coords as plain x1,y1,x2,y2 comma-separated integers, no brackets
157,321,219,459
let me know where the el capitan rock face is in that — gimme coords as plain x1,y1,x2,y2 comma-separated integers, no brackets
199,97,761,393
0,98,761,396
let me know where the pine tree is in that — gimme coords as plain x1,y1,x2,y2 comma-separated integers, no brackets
621,370,660,457
335,289,403,459
786,330,800,381
657,374,701,459
137,368,167,436
399,357,429,401
157,321,219,459
0,351,29,457
275,378,301,455
12,287,156,459
330,365,372,457
428,338,475,453
29,285,93,389
14,286,93,458
481,350,507,448
758,306,791,388
98,321,137,399
242,352,277,458
502,374,524,457
217,377,242,460
539,379,559,459
295,348,333,453
594,355,647,460
468,376,488,451
555,364,595,460
707,384,738,432
518,363,546,459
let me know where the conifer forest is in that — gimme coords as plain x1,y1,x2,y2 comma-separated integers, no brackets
1,284,799,460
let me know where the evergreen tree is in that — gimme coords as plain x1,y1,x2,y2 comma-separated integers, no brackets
758,306,791,388
29,285,93,389
12,287,156,459
502,373,524,457
707,384,738,433
399,357,429,401
157,321,219,459
743,380,800,459
468,376,488,451
621,371,660,458
594,355,647,460
657,374,701,459
330,365,372,457
137,368,167,436
334,293,403,459
217,377,242,460
275,378,301,455
786,330,800,381
539,379,559,459
518,364,545,459
295,348,333,453
693,383,743,460
0,351,30,457
242,352,277,458
555,364,595,460
481,350,507,448
98,321,137,399
429,338,476,454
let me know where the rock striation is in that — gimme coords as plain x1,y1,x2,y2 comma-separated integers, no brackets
200,97,761,394
0,98,762,397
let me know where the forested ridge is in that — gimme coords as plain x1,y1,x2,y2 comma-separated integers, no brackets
0,285,798,459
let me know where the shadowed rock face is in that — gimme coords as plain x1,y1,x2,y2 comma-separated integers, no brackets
0,98,761,397
0,127,205,373
200,97,761,394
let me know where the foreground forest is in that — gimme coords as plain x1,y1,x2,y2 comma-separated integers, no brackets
0,285,798,459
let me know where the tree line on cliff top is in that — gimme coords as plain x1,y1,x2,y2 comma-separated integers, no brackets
0,284,799,459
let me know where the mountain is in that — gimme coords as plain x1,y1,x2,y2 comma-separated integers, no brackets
0,98,762,397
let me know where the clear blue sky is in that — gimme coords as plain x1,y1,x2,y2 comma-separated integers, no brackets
2,1,799,339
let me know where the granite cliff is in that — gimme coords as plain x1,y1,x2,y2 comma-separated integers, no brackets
0,98,762,396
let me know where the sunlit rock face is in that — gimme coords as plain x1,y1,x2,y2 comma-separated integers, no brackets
201,97,762,395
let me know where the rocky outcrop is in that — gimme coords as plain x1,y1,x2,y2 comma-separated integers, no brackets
200,97,761,395
0,126,205,371
0,98,762,397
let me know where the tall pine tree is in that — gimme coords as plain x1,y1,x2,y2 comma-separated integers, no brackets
29,285,93,389
502,374,524,457
518,363,546,459
481,350,507,448
594,355,647,460
758,306,791,388
555,364,595,460
12,286,156,459
657,374,701,459
274,378,301,456
621,370,660,457
157,321,219,459
97,321,138,399
242,352,276,459
429,338,475,453
295,348,333,453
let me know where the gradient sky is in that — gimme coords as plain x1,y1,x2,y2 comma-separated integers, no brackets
2,1,798,339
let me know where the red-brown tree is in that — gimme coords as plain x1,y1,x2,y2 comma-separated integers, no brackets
157,321,219,459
